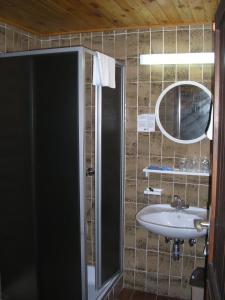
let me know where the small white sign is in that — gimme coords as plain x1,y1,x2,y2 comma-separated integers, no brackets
137,114,155,132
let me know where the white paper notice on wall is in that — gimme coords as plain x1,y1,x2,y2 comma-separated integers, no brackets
137,114,155,132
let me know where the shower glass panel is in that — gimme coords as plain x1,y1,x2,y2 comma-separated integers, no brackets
0,50,83,300
0,56,38,300
34,52,81,300
100,65,123,285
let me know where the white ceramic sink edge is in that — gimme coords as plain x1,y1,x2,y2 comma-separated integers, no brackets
136,204,207,239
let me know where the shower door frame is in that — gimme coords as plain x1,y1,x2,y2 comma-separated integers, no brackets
95,62,125,294
0,46,125,300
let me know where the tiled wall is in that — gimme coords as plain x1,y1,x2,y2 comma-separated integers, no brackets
0,23,41,52
0,21,213,300
122,25,213,300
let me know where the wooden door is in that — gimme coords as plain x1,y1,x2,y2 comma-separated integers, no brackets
207,1,225,299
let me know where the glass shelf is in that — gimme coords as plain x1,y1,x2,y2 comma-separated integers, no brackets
143,168,210,177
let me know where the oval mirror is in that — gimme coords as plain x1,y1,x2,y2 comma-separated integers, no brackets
155,81,212,144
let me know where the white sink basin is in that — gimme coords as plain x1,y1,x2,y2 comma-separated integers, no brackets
136,204,207,239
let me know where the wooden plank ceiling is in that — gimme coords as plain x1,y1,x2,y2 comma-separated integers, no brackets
0,0,219,36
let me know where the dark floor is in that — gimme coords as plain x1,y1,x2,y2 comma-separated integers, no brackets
117,288,178,300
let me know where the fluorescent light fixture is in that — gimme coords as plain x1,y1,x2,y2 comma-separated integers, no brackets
140,52,214,65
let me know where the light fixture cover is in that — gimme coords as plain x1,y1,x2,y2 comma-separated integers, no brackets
140,52,214,65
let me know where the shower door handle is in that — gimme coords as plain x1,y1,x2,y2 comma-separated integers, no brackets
86,167,95,176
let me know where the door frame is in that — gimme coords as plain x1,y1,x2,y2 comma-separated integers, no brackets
207,1,225,299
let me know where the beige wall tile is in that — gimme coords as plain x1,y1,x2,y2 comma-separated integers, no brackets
126,155,137,180
137,155,149,180
137,179,149,204
81,33,92,48
135,271,146,290
162,136,175,157
190,64,203,81
92,34,103,52
147,232,159,251
177,29,189,53
126,107,137,131
126,132,137,156
136,249,147,271
161,181,173,204
169,277,182,298
138,82,150,107
136,226,148,249
70,33,81,46
115,34,126,59
147,251,158,273
177,64,189,81
127,33,138,58
157,274,169,296
158,253,170,275
146,272,158,294
164,65,176,81
183,240,196,257
190,29,203,52
204,29,213,52
181,277,192,300
159,236,171,253
29,37,41,50
201,137,211,158
174,183,186,200
203,64,214,81
125,180,137,202
125,202,136,226
182,256,195,279
199,184,209,207
60,36,70,47
186,184,199,206
139,64,150,81
125,226,136,248
5,27,14,52
195,257,205,268
127,57,138,82
127,82,138,107
150,132,162,156
124,270,135,288
187,175,200,185
151,82,162,106
164,30,176,53
138,133,150,156
151,30,163,54
151,65,163,81
124,248,135,269
0,26,5,51
103,34,115,57
170,257,182,276
139,31,150,54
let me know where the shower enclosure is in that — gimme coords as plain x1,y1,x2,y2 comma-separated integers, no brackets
0,47,124,300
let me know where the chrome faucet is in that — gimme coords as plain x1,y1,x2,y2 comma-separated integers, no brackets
171,195,189,210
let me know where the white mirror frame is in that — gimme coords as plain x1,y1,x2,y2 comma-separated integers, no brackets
155,81,212,144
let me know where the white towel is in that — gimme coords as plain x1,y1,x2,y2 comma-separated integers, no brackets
93,52,116,89
206,106,213,140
